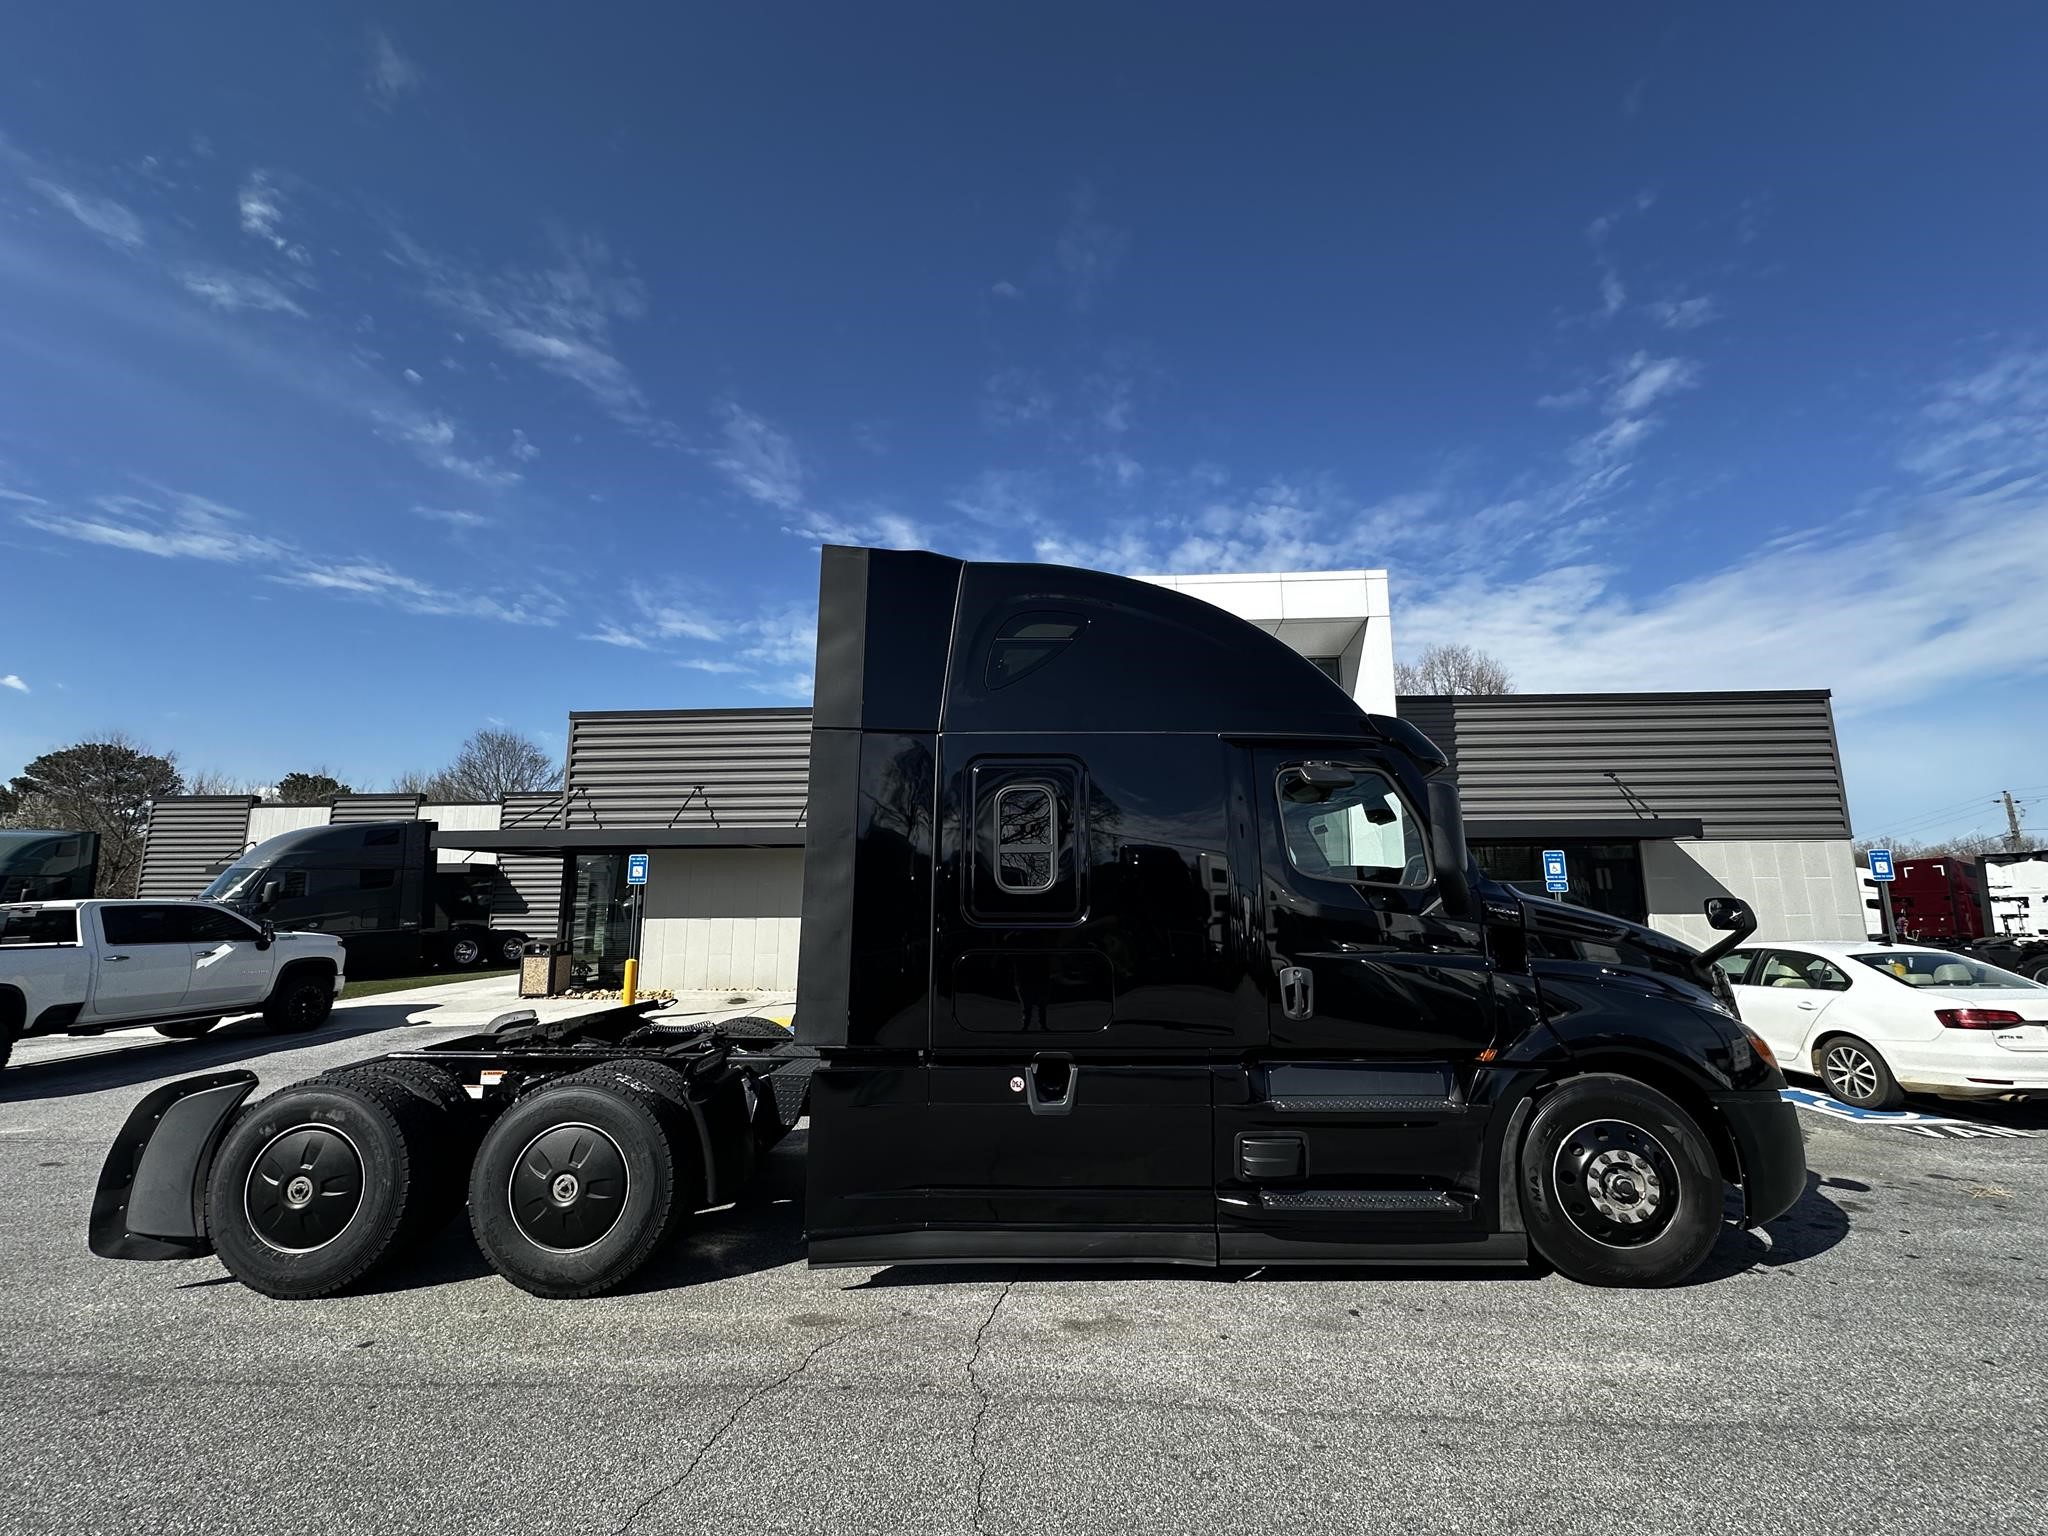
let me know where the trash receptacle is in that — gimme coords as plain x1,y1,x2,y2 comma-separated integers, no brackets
519,940,573,998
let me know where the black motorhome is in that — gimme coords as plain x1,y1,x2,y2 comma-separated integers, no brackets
0,829,99,902
199,820,527,975
89,546,1805,1299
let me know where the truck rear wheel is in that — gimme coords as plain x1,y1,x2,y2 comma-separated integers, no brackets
262,970,335,1033
466,1074,685,1298
1518,1075,1722,1289
321,1062,480,1224
205,1076,438,1299
446,935,484,969
497,934,526,967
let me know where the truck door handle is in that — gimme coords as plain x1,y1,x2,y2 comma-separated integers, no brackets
1279,966,1314,1020
104,954,129,962
1025,1054,1077,1116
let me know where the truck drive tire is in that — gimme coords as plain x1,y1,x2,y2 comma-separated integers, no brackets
498,934,526,967
205,1076,439,1299
467,1074,685,1299
262,969,336,1034
1519,1074,1723,1289
155,1018,221,1039
447,934,484,969
321,1062,480,1226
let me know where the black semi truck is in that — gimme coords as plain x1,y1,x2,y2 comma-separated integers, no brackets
0,829,100,902
89,545,1805,1298
197,819,528,976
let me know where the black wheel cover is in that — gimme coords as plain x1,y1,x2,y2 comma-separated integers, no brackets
244,1125,364,1254
507,1122,630,1252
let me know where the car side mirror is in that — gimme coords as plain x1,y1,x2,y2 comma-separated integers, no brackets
1425,778,1477,922
256,920,275,951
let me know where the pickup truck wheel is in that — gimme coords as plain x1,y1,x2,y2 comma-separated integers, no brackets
155,1018,220,1039
1519,1075,1722,1289
467,1077,682,1298
263,971,335,1034
206,1077,437,1299
446,935,484,969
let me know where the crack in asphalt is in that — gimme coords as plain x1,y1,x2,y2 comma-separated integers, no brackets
965,1273,1017,1536
607,1327,859,1536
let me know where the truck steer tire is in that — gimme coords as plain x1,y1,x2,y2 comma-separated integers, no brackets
262,971,335,1034
155,1018,220,1039
206,1077,438,1299
1519,1075,1722,1289
467,1078,684,1298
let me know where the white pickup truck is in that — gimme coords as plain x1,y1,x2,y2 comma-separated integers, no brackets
0,899,346,1070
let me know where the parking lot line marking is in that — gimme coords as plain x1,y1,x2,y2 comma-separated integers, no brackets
1779,1087,2037,1138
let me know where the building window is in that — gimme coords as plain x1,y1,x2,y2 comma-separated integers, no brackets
994,784,1057,893
1306,656,1343,683
1473,841,1648,925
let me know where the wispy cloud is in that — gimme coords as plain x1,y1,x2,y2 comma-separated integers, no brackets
378,415,521,487
1645,294,1719,331
366,29,422,108
784,505,929,551
510,428,540,462
710,402,804,510
1607,352,1699,414
236,171,309,265
990,280,1023,301
21,489,286,563
414,505,491,529
981,368,1054,427
1055,182,1128,312
0,674,28,694
276,560,561,625
177,266,307,316
392,231,650,423
581,622,652,650
29,178,144,248
677,658,750,675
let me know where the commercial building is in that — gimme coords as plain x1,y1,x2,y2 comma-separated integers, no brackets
135,565,1864,993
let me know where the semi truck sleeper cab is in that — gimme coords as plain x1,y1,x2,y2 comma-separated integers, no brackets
88,545,1805,1297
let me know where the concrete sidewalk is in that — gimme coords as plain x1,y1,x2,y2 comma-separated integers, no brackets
336,972,797,1030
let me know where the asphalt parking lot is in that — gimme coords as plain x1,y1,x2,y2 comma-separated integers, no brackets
3,1012,2045,1536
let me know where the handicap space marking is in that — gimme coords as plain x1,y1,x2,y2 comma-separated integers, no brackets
1779,1086,2037,1139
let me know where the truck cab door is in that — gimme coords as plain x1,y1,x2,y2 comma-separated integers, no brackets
181,906,278,1011
1217,748,1507,1264
87,905,196,1021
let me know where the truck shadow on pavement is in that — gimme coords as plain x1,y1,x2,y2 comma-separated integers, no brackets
0,1004,446,1103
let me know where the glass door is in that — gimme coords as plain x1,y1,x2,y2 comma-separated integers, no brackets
567,853,634,988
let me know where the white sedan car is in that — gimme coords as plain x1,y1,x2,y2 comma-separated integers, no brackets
1718,940,2048,1108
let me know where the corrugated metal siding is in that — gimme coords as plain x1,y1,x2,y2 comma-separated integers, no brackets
1399,691,1850,840
565,710,812,829
137,797,256,898
493,793,564,935
330,794,425,823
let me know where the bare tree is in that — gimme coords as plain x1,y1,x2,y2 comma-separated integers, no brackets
184,769,262,796
1856,832,2042,861
1395,643,1516,696
390,768,460,798
426,728,563,802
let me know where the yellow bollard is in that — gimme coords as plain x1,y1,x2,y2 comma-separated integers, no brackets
621,957,638,1005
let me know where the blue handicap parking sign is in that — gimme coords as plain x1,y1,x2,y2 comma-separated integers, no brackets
1867,847,1894,882
1545,879,1570,894
626,853,649,885
1541,849,1568,883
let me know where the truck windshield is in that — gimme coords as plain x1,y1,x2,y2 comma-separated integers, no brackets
203,865,264,902
1852,950,2041,990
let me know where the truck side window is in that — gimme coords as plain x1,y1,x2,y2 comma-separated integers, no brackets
985,611,1085,691
0,907,78,945
100,906,187,946
1277,768,1426,887
184,906,260,943
966,759,1084,923
993,785,1057,893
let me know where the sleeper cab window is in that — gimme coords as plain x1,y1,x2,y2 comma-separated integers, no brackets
967,760,1084,922
985,610,1085,691
1276,763,1427,887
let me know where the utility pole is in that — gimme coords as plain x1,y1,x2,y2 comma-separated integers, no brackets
2000,790,2025,853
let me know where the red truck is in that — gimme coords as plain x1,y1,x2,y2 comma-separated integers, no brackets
1888,856,1986,943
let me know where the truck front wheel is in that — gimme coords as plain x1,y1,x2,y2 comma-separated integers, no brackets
467,1076,684,1298
1519,1074,1723,1288
263,970,336,1034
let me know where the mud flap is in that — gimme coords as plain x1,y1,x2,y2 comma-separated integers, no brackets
88,1071,258,1260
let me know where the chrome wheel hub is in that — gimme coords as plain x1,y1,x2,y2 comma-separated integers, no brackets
1583,1148,1662,1224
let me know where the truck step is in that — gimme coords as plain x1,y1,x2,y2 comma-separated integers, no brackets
1257,1190,1468,1215
1267,1095,1463,1114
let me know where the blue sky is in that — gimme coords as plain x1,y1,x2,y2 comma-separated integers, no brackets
3,5,2046,846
